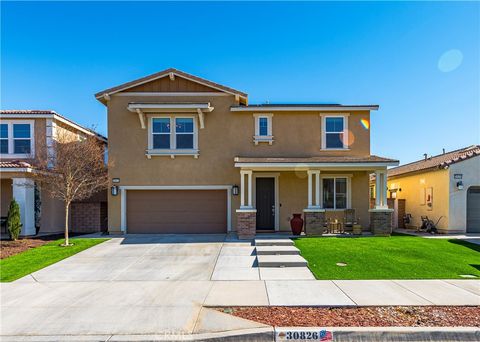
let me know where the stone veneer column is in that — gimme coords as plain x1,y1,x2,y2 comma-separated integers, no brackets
369,209,394,236
303,209,325,236
236,209,257,240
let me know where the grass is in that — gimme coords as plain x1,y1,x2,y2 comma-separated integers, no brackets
0,238,109,282
293,234,480,279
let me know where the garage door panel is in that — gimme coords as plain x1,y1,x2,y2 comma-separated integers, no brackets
127,190,227,234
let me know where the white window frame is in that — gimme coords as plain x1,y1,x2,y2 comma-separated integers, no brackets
320,175,352,210
320,113,349,150
253,113,274,145
147,115,198,158
0,120,35,158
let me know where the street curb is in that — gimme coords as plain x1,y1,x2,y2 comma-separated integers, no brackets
275,327,480,342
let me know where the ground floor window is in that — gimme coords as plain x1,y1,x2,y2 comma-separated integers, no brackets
323,177,347,209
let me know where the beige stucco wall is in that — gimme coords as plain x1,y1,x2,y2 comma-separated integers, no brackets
388,169,450,231
107,88,374,233
1,179,13,217
448,156,480,232
40,190,65,234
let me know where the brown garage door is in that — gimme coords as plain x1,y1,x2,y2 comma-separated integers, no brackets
126,190,227,234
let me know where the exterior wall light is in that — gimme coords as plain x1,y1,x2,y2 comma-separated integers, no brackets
456,181,464,190
232,185,239,196
111,185,119,196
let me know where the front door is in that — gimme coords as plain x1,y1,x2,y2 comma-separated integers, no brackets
256,177,275,230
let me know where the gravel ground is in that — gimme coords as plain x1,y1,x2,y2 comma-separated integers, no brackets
218,306,480,327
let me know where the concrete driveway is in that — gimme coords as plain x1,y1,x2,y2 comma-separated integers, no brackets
1,234,479,341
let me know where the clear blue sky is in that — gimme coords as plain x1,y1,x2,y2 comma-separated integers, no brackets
2,1,479,164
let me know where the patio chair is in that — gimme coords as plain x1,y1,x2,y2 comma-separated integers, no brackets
344,209,357,229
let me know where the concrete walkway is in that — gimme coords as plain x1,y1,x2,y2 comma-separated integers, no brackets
1,234,479,339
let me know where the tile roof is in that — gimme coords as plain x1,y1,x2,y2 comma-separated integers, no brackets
235,155,398,164
0,110,56,115
388,145,480,177
0,160,33,169
0,110,107,141
94,68,248,100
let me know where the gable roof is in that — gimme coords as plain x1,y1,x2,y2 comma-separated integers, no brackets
94,68,248,104
388,145,480,178
0,110,107,142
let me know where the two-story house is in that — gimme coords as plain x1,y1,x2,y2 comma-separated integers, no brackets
0,110,108,236
96,68,398,238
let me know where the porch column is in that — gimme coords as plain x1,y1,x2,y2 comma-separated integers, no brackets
370,169,393,235
237,169,256,239
374,170,388,209
12,178,36,236
240,170,253,209
307,170,321,209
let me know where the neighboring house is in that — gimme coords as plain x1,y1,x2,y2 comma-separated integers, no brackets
0,110,108,236
385,145,480,234
96,68,398,237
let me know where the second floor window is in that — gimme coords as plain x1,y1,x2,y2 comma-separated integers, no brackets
259,117,268,136
0,124,8,154
325,117,344,149
151,117,196,150
0,121,33,156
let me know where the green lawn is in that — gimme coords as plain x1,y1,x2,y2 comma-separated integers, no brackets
0,238,109,282
293,234,480,279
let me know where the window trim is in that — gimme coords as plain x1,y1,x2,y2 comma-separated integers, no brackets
253,113,274,145
320,175,352,210
0,120,35,158
147,115,198,158
320,113,349,150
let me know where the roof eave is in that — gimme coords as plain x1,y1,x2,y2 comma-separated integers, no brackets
230,105,379,112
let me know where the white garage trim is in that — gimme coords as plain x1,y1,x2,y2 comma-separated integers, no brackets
119,185,232,233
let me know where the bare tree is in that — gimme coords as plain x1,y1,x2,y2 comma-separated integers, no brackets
33,130,108,246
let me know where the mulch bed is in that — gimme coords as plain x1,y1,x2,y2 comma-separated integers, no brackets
0,233,85,259
217,306,480,327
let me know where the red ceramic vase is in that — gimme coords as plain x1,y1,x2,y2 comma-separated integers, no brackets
290,213,304,235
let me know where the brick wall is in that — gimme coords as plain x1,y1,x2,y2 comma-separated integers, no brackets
237,210,256,240
71,202,103,233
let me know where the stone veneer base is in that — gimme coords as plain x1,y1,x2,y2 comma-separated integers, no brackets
303,210,326,236
369,209,394,236
236,209,257,240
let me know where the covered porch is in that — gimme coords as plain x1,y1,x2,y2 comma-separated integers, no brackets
233,156,398,239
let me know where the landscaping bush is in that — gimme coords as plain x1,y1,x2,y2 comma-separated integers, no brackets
7,199,22,240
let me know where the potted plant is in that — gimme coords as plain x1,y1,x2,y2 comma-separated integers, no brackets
290,213,304,235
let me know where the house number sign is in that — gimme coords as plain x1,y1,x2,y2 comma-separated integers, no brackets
454,174,463,180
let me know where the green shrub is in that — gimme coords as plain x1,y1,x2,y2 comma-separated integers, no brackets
7,199,22,240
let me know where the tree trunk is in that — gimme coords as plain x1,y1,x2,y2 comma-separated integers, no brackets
64,202,70,246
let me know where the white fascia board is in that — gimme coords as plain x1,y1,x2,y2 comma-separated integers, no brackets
231,106,379,112
114,92,231,97
118,185,233,190
0,168,33,173
234,162,399,169
127,103,214,112
96,73,247,101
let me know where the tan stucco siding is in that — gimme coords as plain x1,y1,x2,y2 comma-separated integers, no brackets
107,94,373,232
388,170,450,231
40,191,65,234
1,179,13,217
